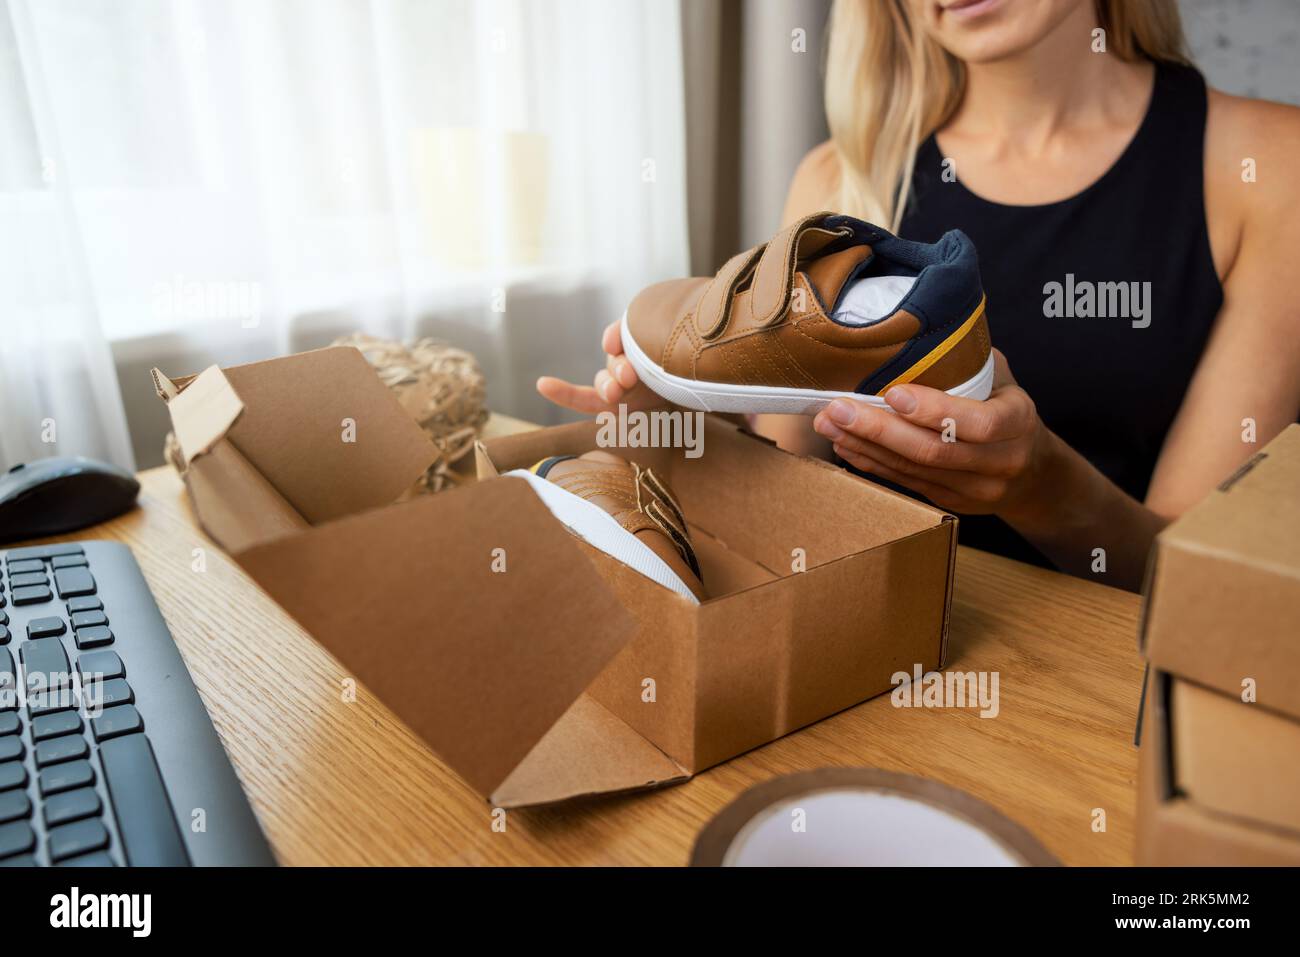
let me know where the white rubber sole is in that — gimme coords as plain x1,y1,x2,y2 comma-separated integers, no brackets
506,468,701,605
620,312,996,415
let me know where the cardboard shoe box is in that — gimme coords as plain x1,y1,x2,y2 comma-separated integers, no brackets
1140,424,1300,722
1137,424,1300,864
154,346,957,808
1138,671,1300,865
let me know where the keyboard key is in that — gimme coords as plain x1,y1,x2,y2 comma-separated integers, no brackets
74,626,114,649
99,734,190,865
26,616,66,639
5,543,82,562
84,678,133,712
70,610,107,630
43,787,100,827
0,649,14,710
39,759,93,796
0,761,26,790
54,568,95,599
20,637,72,692
6,558,44,575
0,854,36,866
66,596,102,614
0,712,18,736
31,711,81,742
35,734,87,767
0,609,6,623
0,737,21,762
47,819,109,862
0,820,36,858
27,689,78,719
57,851,115,867
12,585,52,605
51,555,88,569
0,624,8,644
9,571,48,588
78,650,125,682
0,789,30,824
92,705,143,741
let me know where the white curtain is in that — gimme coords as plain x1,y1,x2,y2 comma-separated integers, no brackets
0,0,691,470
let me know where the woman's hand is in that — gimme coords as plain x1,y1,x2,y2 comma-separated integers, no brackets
536,319,667,414
811,350,1056,521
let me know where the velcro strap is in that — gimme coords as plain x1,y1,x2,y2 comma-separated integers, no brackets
694,242,764,340
750,212,850,327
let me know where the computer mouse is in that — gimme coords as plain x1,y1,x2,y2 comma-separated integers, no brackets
0,456,140,544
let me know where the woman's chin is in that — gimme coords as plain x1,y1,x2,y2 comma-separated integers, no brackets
921,0,1087,63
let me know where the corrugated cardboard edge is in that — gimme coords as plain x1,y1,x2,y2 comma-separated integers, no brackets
938,515,957,669
152,364,246,467
1137,669,1300,865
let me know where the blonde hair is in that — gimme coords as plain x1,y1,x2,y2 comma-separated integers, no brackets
825,0,1189,231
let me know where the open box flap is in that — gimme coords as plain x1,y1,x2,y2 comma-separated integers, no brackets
234,475,640,798
152,365,245,466
491,694,690,808
158,347,438,525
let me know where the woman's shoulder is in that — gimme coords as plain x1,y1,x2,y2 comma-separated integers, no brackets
1205,86,1300,156
781,140,841,225
1204,86,1300,195
1202,86,1300,278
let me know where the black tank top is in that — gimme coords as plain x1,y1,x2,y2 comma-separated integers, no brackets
883,62,1224,567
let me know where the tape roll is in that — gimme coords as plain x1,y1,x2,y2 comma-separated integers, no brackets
690,768,1058,867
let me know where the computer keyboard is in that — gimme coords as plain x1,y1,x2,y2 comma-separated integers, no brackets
0,540,274,866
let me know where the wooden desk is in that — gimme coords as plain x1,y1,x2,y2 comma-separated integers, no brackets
20,414,1144,866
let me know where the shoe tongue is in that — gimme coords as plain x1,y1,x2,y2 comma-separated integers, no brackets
802,245,873,313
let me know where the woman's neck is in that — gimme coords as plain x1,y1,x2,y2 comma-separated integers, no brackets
947,6,1153,153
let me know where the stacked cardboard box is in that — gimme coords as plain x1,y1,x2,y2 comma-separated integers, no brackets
154,346,959,808
1137,425,1300,864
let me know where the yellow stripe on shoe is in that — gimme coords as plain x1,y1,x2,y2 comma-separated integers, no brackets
877,296,987,394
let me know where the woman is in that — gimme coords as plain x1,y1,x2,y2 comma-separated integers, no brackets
538,0,1300,591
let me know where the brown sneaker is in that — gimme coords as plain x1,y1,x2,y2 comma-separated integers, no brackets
621,212,992,415
507,451,705,602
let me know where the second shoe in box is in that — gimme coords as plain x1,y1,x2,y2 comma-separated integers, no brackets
476,415,957,802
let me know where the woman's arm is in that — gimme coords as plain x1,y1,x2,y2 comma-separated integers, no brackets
1145,91,1300,518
